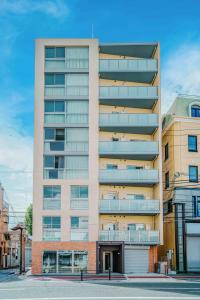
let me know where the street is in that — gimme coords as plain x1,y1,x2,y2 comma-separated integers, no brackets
1,272,200,299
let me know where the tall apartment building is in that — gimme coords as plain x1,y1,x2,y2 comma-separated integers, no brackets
32,39,163,274
161,95,200,272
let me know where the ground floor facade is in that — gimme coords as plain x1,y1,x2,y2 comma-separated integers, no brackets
32,241,157,275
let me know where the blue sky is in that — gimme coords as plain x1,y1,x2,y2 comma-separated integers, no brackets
1,0,200,219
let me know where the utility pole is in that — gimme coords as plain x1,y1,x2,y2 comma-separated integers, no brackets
12,224,25,274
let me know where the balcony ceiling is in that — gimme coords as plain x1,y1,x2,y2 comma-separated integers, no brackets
99,98,158,109
99,125,158,134
99,153,158,161
99,43,157,58
99,71,157,84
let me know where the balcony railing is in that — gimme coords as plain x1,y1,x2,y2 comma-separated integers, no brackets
43,228,61,241
99,113,158,134
100,86,158,99
44,114,88,125
70,229,88,241
99,230,159,244
44,142,88,153
70,199,88,210
99,169,159,186
99,141,158,160
100,59,157,72
44,169,88,180
45,86,88,98
45,59,89,71
43,198,61,210
99,199,160,215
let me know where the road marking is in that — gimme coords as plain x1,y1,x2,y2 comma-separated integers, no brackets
0,288,25,291
3,297,200,300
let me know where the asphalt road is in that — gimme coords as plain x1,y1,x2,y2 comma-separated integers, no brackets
1,272,200,299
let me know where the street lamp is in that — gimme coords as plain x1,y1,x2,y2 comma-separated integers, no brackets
11,224,25,274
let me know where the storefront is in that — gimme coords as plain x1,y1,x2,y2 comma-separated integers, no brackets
42,250,88,273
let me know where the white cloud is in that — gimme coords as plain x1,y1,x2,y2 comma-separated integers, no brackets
162,43,200,113
0,0,69,18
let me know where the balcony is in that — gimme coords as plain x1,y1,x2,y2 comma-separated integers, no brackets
99,86,158,109
99,169,159,186
45,59,89,72
99,141,159,160
44,86,88,99
99,199,160,215
99,59,158,83
70,229,88,241
44,141,88,154
44,169,88,180
99,113,158,134
43,229,61,241
99,230,159,244
44,114,88,126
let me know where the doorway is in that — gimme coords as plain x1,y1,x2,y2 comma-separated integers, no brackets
103,251,113,272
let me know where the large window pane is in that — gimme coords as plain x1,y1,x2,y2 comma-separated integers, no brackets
66,74,88,86
45,101,54,112
45,128,55,140
66,128,88,142
188,135,197,152
43,251,56,273
74,252,88,271
45,48,55,58
55,74,65,85
44,156,54,168
55,101,65,112
45,74,54,85
66,101,88,114
189,165,198,182
58,252,72,273
71,217,79,229
55,47,65,58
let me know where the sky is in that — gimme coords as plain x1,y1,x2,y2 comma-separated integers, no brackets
1,0,200,221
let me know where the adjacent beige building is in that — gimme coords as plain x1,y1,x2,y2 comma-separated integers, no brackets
32,39,163,274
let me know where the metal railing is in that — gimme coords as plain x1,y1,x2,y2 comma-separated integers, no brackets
99,141,158,155
44,114,88,125
100,59,158,72
99,113,158,127
44,142,88,153
45,86,88,97
45,59,89,70
43,198,61,210
99,230,159,244
44,169,88,180
43,229,61,241
99,86,158,98
70,199,88,210
99,169,159,184
99,199,160,214
70,230,88,241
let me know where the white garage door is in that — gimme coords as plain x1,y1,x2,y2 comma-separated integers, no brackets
187,237,200,272
124,247,149,273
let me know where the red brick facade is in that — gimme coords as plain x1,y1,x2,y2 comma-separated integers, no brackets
32,241,96,274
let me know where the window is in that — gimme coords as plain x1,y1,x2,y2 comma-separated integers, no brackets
43,216,61,241
44,156,64,169
193,196,200,217
71,217,88,229
42,250,88,274
45,73,65,85
43,186,61,210
165,171,169,189
45,101,65,113
188,135,197,152
71,186,88,199
189,165,198,182
191,105,200,117
128,224,145,230
45,47,65,58
106,164,118,170
163,199,173,215
165,143,169,160
70,217,88,241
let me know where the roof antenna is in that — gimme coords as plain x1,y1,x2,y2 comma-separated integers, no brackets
92,24,94,39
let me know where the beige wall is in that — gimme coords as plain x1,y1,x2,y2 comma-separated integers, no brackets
33,39,99,242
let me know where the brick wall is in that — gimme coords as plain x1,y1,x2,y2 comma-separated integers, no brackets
32,241,96,274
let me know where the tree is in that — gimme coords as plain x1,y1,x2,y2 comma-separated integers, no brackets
24,204,32,236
